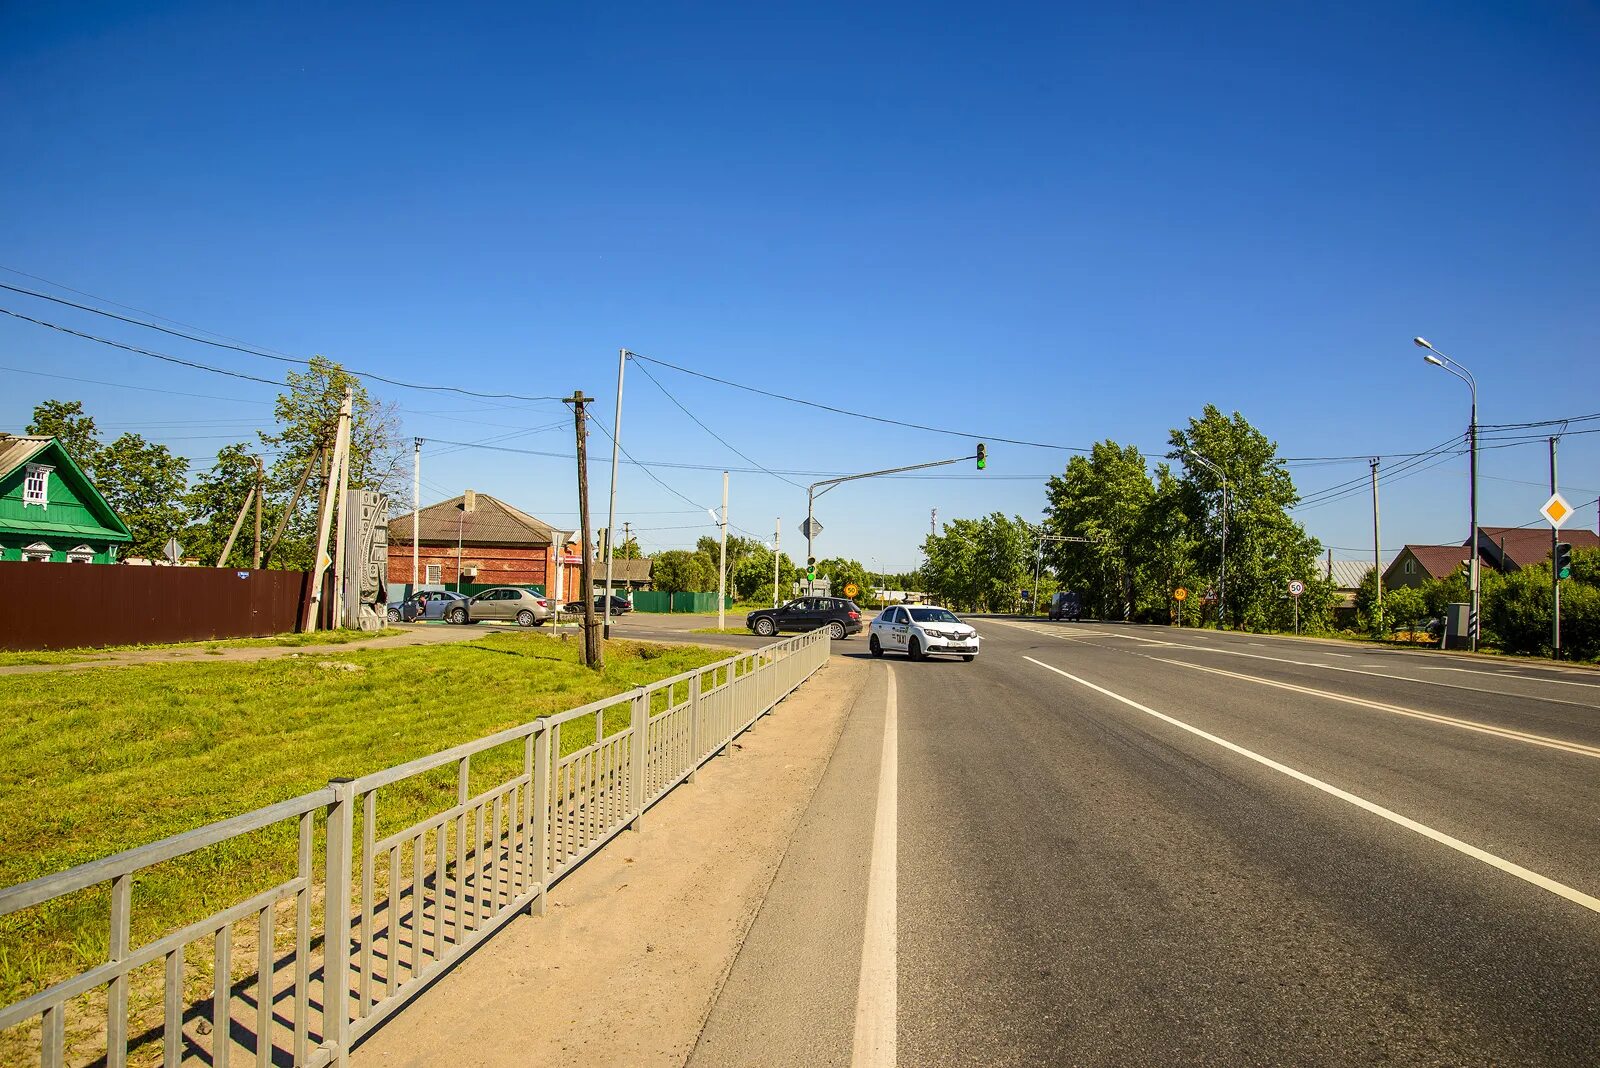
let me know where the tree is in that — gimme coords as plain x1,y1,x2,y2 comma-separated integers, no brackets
1043,441,1155,620
697,533,762,573
732,548,798,602
817,556,874,603
615,536,643,560
96,434,190,558
26,400,102,474
256,357,404,569
1384,586,1429,637
652,549,718,593
1169,406,1324,631
183,443,262,566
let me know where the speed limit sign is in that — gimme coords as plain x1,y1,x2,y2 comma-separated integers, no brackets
1288,580,1305,596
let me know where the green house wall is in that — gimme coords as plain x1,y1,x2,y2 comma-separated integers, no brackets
0,443,130,563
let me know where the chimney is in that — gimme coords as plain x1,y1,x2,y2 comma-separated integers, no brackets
463,490,477,513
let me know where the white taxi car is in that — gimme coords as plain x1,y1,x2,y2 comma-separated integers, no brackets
868,605,980,662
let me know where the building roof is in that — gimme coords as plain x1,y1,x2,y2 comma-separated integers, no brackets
1320,559,1371,590
0,435,52,478
596,558,652,584
387,492,555,548
1477,526,1600,570
0,435,131,542
1387,544,1473,582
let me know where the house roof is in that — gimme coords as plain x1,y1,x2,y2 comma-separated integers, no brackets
1386,544,1472,582
1320,559,1371,590
0,435,52,478
596,558,652,584
387,493,555,548
1477,526,1600,569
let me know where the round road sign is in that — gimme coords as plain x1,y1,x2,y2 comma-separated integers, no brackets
844,583,859,598
1173,587,1188,601
1288,579,1305,596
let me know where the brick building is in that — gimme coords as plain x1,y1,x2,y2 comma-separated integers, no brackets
386,491,584,600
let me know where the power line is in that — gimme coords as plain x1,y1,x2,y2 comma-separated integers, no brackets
0,280,567,404
0,306,285,385
631,356,805,489
0,364,273,404
628,349,1096,453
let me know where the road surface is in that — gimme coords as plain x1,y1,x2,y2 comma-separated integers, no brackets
689,619,1600,1067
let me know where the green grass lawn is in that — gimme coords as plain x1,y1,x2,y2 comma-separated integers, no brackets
690,626,754,635
0,627,399,667
0,630,727,1005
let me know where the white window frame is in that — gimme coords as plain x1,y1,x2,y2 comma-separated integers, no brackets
23,464,51,508
21,541,54,562
1404,558,1416,575
67,544,95,564
425,563,443,584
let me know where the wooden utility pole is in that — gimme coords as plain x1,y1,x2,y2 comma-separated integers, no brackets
264,447,320,568
568,391,603,669
305,390,353,632
253,455,264,569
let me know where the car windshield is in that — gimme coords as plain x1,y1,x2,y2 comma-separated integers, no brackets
908,608,960,624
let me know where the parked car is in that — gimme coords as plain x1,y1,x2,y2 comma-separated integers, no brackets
746,597,862,639
563,594,634,615
387,590,466,623
869,605,980,661
1048,590,1083,622
448,587,549,626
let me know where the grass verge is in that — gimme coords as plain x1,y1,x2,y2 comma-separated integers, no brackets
690,626,754,635
0,630,727,1008
0,628,399,667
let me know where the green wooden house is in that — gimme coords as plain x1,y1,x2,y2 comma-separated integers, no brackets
0,435,131,563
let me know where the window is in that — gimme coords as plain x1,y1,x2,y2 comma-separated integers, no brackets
67,544,95,564
21,541,53,562
425,563,442,584
1404,559,1416,575
23,464,50,508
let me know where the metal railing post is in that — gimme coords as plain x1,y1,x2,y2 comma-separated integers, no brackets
322,779,355,1067
687,673,702,785
629,693,649,831
530,721,550,916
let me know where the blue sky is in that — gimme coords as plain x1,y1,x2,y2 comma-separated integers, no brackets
2,1,1596,571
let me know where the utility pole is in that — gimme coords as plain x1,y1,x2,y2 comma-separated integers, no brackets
333,390,353,628
567,391,602,669
717,471,729,630
253,455,263,569
305,390,352,631
217,482,255,567
772,517,781,607
603,349,626,639
265,446,320,569
1371,457,1382,634
412,437,422,589
931,508,937,540
622,521,631,558
1551,435,1561,659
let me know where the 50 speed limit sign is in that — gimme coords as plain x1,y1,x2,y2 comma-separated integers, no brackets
1288,580,1305,596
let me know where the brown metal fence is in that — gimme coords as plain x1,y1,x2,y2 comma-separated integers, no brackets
0,563,312,651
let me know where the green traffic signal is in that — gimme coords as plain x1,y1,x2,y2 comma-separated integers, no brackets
976,443,987,470
1556,542,1572,580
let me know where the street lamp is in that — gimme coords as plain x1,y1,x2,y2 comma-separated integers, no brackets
1183,449,1228,629
1415,336,1480,651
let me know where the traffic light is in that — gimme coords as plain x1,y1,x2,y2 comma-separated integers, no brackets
1556,542,1572,580
806,556,816,581
976,443,987,470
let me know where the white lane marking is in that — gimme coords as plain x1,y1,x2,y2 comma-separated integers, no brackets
852,667,897,1068
1024,656,1600,916
1320,651,1353,658
1149,656,1600,760
1416,665,1600,690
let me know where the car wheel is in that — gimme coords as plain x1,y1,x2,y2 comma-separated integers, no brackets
386,608,400,622
908,637,924,661
827,621,847,641
869,634,883,658
449,607,467,625
754,617,776,637
516,609,535,627
962,654,976,662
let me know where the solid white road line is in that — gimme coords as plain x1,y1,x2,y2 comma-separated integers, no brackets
852,667,898,1068
1023,656,1600,917
1149,656,1600,760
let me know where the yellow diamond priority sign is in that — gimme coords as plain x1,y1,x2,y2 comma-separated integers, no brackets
1541,492,1573,528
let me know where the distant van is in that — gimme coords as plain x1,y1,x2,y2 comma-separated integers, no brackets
1048,591,1082,622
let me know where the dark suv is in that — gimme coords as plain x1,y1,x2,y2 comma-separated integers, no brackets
746,597,863,639
1048,591,1083,621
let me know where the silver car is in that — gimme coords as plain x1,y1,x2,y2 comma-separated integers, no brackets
448,587,549,626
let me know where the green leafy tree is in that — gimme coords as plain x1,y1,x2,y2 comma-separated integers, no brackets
257,356,403,569
652,549,718,593
1384,585,1429,637
615,536,643,560
26,400,102,475
96,434,190,558
183,444,262,566
922,518,982,610
817,556,874,603
732,548,798,602
1168,406,1324,631
970,513,1032,612
1044,441,1155,620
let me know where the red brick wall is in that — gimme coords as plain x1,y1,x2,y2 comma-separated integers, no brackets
387,544,552,587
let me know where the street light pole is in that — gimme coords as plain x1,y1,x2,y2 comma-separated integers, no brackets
1416,337,1480,651
603,348,626,638
1183,449,1228,629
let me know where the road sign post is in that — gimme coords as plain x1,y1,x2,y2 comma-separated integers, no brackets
1288,579,1305,635
1543,487,1572,659
1173,586,1187,627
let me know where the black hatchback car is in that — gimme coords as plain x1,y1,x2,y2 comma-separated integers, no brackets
746,597,863,639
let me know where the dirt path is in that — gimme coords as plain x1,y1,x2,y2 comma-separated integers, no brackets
351,654,870,1068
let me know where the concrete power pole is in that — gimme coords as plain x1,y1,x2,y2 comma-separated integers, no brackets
334,390,354,628
412,438,422,589
568,391,602,669
773,517,781,607
1371,457,1382,633
253,455,264,569
1551,436,1561,658
603,349,626,639
717,472,729,630
305,390,352,631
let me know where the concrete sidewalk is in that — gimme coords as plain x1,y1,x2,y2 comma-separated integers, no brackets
351,654,870,1068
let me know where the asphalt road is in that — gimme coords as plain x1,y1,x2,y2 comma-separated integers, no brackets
688,619,1600,1067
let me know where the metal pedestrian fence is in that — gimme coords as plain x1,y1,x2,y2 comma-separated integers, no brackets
0,629,829,1067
